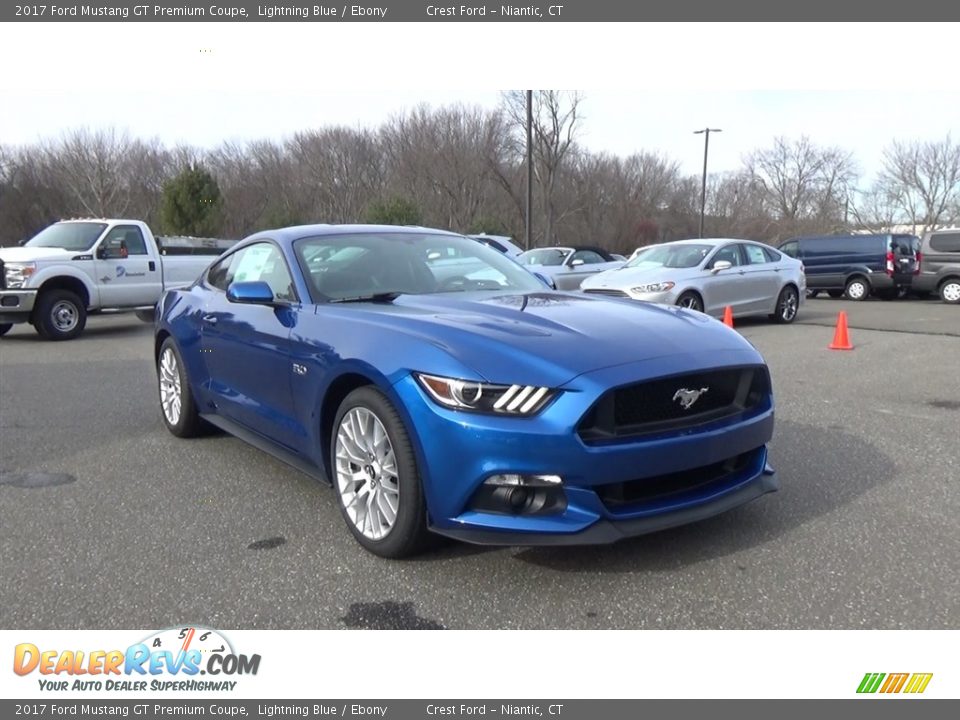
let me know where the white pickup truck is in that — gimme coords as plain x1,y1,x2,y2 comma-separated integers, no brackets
0,219,233,340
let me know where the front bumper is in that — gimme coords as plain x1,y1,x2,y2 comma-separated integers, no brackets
0,290,37,324
395,350,778,546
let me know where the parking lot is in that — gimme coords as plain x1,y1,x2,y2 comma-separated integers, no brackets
0,297,957,630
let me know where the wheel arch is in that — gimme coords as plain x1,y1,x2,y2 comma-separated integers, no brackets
35,275,91,312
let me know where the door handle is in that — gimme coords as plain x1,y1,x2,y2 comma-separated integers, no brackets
202,315,218,325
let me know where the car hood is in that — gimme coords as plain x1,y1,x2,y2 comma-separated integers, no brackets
0,246,84,263
327,291,761,387
582,265,696,289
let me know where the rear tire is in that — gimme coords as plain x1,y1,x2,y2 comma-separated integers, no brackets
135,309,155,323
0,323,12,337
34,289,87,340
806,289,820,299
827,290,845,299
771,285,799,324
676,291,704,312
940,279,960,304
844,277,870,301
331,386,432,558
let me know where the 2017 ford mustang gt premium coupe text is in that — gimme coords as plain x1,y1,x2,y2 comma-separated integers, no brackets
155,225,779,557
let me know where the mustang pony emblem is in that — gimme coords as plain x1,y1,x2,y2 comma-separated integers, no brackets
672,387,709,410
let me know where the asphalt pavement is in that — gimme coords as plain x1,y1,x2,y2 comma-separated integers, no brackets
0,297,957,629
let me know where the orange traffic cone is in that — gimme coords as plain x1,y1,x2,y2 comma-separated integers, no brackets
829,311,853,350
722,306,734,328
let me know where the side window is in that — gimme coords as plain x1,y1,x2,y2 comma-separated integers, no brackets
230,243,297,302
207,253,236,291
743,244,769,265
762,247,782,263
101,225,148,256
570,250,605,265
779,241,799,259
710,244,742,267
930,233,960,253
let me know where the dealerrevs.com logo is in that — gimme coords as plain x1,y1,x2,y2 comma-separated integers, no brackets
13,627,261,692
857,673,933,695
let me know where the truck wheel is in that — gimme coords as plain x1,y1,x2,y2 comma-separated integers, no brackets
0,323,12,337
827,290,844,299
35,290,87,340
135,309,155,323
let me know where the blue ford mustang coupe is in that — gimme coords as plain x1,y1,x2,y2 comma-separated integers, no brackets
155,225,778,557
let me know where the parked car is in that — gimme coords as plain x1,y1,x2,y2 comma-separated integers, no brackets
468,233,525,257
155,225,778,557
581,239,805,324
0,219,234,340
913,229,960,304
778,233,919,301
518,246,625,290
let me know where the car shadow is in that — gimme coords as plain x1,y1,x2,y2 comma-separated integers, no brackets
1,320,152,342
416,419,894,572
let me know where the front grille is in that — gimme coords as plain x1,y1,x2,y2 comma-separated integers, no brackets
597,447,762,511
578,365,770,442
583,288,630,298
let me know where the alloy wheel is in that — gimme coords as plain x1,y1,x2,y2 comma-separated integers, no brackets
780,288,798,321
159,347,182,425
335,407,400,541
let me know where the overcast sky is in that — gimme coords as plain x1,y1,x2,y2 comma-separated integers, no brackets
2,23,957,184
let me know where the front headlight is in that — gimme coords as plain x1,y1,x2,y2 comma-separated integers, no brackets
415,373,556,416
631,281,675,294
4,262,37,289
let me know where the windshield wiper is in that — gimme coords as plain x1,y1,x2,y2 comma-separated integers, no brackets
328,291,405,304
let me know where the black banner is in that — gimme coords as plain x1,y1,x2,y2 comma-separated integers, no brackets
2,700,958,719
4,1,959,22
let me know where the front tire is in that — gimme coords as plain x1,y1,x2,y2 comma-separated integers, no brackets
676,291,704,312
34,289,87,340
332,386,431,558
157,338,204,438
0,323,12,337
940,279,960,304
844,277,870,301
771,285,799,324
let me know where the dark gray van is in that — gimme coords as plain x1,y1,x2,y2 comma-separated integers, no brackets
779,233,920,300
913,229,960,304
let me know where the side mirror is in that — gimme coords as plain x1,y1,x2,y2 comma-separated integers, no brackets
227,281,275,305
711,260,733,273
533,272,557,290
97,239,126,259
569,258,585,267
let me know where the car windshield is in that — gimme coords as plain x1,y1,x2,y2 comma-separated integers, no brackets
625,243,712,269
24,222,107,251
518,248,571,266
295,232,544,301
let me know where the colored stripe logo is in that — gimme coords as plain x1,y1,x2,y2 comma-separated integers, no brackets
857,673,933,694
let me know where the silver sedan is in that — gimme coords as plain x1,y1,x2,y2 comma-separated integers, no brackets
580,239,806,323
518,246,625,290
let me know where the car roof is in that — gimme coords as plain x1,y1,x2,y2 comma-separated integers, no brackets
251,224,463,243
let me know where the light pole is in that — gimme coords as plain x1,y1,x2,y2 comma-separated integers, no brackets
693,128,721,238
525,90,533,250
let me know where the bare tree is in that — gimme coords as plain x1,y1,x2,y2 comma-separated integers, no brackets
502,91,583,245
876,135,960,231
41,127,140,218
746,136,857,231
